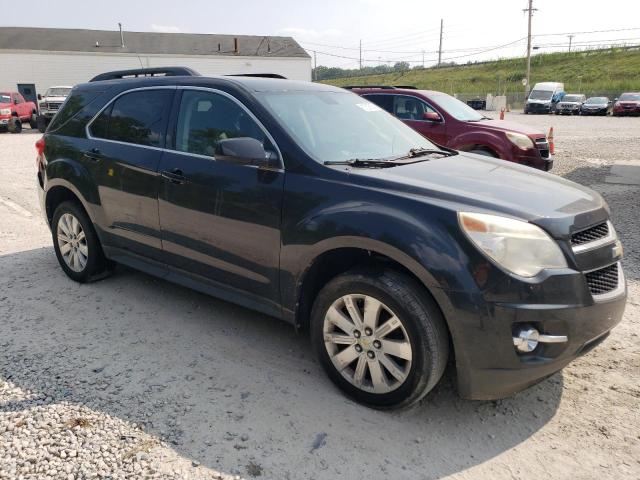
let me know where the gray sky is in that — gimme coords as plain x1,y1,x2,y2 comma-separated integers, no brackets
3,0,639,68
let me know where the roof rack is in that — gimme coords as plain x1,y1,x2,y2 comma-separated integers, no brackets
89,67,201,82
226,73,287,79
394,85,417,89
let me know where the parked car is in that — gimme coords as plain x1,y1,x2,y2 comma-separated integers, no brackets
0,91,37,133
555,94,586,115
580,97,612,116
524,82,565,114
36,68,626,408
612,92,640,116
348,86,552,171
37,86,72,132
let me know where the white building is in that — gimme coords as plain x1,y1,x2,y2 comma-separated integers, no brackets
0,27,311,101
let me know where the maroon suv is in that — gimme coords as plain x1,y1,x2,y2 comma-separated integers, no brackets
612,92,640,116
348,86,553,171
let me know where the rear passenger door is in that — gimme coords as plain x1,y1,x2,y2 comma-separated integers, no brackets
86,87,175,261
157,88,284,314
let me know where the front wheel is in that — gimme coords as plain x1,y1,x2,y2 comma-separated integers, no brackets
52,201,112,282
311,269,449,409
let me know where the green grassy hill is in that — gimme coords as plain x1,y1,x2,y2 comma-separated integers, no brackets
321,48,640,99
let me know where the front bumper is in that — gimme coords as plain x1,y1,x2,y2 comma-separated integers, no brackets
525,103,552,114
581,107,607,115
453,285,626,399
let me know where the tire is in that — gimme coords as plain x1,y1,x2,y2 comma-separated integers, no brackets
468,148,498,158
310,268,449,409
8,118,22,134
36,115,47,133
52,201,112,283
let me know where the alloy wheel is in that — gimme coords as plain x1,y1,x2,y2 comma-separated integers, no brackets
57,213,88,272
323,294,413,394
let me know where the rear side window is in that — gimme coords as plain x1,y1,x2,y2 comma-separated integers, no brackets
90,89,173,147
363,94,394,113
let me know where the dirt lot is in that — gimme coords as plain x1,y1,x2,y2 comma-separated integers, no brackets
1,114,639,480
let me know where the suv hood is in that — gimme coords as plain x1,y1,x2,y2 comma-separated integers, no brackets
471,119,545,139
352,153,606,234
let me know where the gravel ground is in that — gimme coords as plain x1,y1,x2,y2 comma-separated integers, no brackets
0,115,639,480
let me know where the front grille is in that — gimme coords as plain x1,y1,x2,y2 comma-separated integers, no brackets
46,102,62,110
571,222,609,246
585,263,619,295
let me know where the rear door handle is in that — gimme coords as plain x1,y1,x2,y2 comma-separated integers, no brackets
83,148,102,161
161,168,186,184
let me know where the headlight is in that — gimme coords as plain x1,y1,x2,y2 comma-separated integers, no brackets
0,108,11,115
505,132,534,150
458,212,568,277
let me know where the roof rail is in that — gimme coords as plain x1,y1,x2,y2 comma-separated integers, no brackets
343,85,397,90
226,73,288,79
89,66,201,82
394,85,417,89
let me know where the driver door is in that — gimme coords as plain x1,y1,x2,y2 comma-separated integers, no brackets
158,88,284,314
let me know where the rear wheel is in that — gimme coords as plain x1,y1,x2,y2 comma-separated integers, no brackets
52,201,112,282
311,268,449,409
28,113,37,129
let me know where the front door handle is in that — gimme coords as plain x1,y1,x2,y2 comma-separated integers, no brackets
83,148,102,161
161,168,186,184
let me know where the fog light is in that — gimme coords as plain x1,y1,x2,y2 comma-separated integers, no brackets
513,326,569,353
513,327,539,353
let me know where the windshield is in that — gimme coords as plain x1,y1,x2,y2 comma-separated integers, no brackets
528,90,552,101
428,93,483,121
586,97,608,104
257,91,437,163
45,87,72,97
619,93,640,101
563,95,583,102
0,93,11,104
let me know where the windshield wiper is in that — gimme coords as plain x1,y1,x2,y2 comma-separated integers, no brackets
391,147,457,160
323,158,397,168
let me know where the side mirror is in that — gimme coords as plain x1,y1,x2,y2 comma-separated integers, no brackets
37,94,42,100
423,111,442,122
614,98,618,102
14,99,18,105
217,137,276,166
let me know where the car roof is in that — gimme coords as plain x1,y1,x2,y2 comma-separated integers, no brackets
348,87,444,96
78,75,344,94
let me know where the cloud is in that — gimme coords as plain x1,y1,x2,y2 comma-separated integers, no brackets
150,24,182,33
277,27,341,38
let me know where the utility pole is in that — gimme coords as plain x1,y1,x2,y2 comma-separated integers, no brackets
437,19,443,67
313,50,317,81
422,50,425,68
567,34,574,52
359,39,362,70
523,0,537,95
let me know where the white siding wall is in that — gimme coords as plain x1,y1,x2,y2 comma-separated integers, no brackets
0,50,312,93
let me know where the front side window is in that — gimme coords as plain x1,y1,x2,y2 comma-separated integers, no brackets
90,89,173,147
257,90,436,163
392,95,436,120
363,94,394,113
174,90,273,158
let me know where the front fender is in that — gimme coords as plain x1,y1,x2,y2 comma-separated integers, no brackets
450,131,509,159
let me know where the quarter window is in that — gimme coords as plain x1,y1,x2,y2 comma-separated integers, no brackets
89,89,173,147
174,90,273,158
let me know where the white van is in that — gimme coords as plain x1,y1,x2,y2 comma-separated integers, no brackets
524,82,565,114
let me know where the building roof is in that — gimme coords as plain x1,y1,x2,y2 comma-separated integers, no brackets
0,27,309,58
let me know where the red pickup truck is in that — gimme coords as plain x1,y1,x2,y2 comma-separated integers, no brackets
348,86,553,171
0,91,38,133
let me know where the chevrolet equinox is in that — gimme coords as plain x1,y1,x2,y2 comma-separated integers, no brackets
36,68,627,408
